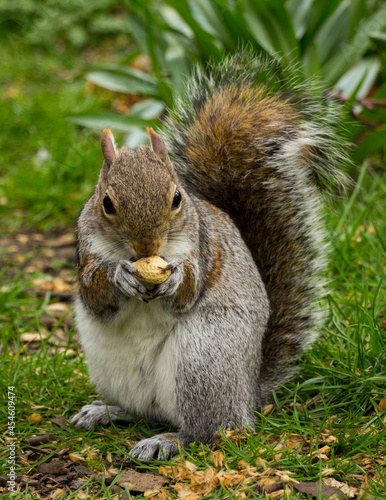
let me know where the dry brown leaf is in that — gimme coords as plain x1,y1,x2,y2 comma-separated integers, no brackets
45,233,76,248
21,332,49,342
294,482,345,499
106,451,113,463
175,487,200,500
256,457,267,470
323,434,339,444
155,490,169,500
270,489,285,498
263,404,274,415
321,468,336,476
211,450,225,468
45,302,70,314
323,477,358,498
68,453,85,462
27,413,42,424
286,434,304,449
376,397,386,412
38,279,74,293
275,470,299,484
144,490,161,498
85,446,100,460
217,470,247,488
50,489,65,500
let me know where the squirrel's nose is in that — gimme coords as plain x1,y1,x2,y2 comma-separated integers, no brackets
133,241,160,258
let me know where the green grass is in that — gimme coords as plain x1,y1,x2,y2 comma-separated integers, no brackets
0,23,385,500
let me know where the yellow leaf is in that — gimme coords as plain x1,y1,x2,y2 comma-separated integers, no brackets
376,397,386,412
27,413,42,424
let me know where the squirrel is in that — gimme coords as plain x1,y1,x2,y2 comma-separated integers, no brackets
71,52,347,461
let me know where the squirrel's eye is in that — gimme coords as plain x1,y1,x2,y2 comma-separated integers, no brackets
172,189,182,210
103,194,116,215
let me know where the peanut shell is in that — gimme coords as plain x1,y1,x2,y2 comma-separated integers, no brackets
132,256,171,284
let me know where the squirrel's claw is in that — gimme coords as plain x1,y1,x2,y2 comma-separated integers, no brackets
71,401,131,430
149,259,183,300
114,260,148,301
129,433,180,461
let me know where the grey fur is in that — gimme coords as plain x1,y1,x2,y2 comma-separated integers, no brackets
73,52,348,461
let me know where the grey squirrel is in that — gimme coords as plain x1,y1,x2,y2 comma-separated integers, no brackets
71,52,347,460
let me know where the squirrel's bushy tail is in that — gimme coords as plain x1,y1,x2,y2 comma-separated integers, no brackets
164,52,348,401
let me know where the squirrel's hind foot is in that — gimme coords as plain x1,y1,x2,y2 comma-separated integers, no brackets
129,432,181,461
71,401,131,430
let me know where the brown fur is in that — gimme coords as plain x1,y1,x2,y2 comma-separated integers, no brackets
78,254,120,317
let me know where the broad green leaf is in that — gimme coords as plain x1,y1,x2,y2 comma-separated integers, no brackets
124,128,151,149
187,0,232,46
352,126,386,163
159,6,194,38
314,0,350,65
301,40,321,80
243,1,299,60
286,0,314,39
129,99,165,120
335,58,380,99
67,113,156,132
126,14,148,54
323,5,386,84
370,32,386,51
164,38,191,94
86,70,159,96
164,0,222,60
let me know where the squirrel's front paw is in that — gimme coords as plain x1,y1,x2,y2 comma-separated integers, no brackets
129,433,180,461
150,259,183,299
114,260,148,301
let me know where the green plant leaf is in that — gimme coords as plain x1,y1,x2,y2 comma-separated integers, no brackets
66,113,156,132
323,4,386,85
86,70,159,96
128,99,165,120
335,58,381,99
352,127,386,163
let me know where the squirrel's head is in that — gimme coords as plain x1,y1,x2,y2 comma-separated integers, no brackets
94,128,188,260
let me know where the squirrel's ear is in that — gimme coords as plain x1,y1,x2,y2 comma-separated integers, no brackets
147,127,172,166
101,128,117,166
98,129,116,191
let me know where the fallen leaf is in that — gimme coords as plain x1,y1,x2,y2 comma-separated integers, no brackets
270,489,285,498
211,451,225,468
27,413,42,424
256,457,267,469
263,404,274,415
45,233,76,248
294,482,345,499
69,479,87,490
323,477,358,498
174,486,200,500
50,489,65,500
68,453,85,462
51,415,68,429
45,302,70,314
376,397,386,412
38,279,74,293
21,332,48,342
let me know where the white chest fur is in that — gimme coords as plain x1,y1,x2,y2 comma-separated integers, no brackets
75,298,182,426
